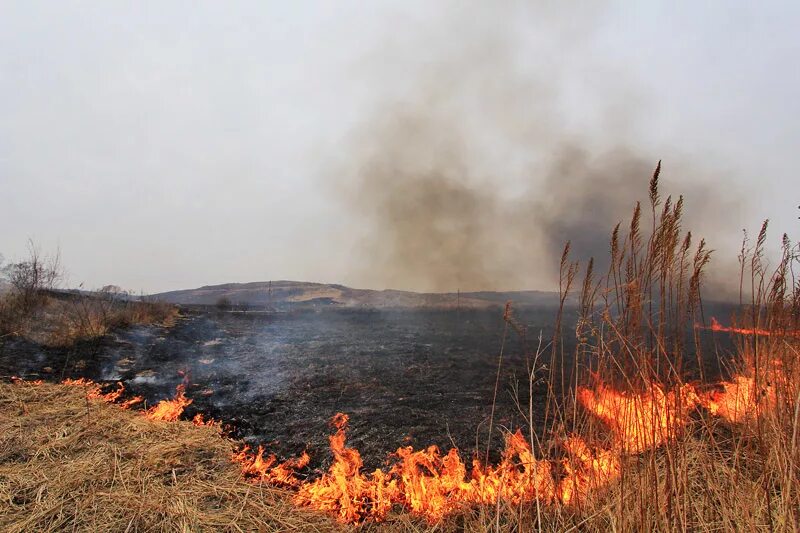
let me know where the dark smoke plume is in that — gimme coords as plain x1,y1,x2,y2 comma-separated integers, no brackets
333,2,740,293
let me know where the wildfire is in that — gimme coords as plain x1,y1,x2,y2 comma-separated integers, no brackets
700,376,759,423
233,445,311,486
576,383,699,454
119,395,144,409
145,383,192,422
290,413,561,523
697,317,800,337
294,413,398,522
558,436,621,505
698,361,786,424
62,378,143,407
7,359,791,525
191,413,215,427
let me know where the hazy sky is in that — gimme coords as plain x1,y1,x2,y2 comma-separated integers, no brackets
1,1,798,293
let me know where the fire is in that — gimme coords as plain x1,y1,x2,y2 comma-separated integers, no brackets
459,429,554,507
698,361,786,424
8,369,792,523
576,383,698,454
294,413,398,522
62,378,144,407
192,413,216,427
558,436,621,505
291,413,557,523
697,317,800,337
145,384,192,422
700,376,760,423
233,445,311,486
118,395,144,409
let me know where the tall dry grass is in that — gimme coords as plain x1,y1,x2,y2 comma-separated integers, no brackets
0,291,178,348
471,162,800,531
46,294,178,347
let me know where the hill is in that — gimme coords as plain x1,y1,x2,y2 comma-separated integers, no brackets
152,281,562,310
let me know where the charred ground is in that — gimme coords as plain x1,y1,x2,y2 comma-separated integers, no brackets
0,302,734,472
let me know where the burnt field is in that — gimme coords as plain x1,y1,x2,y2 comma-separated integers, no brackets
0,304,732,470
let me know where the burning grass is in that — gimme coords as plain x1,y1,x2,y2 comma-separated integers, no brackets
2,376,797,532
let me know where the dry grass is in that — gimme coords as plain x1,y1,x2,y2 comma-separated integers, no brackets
0,293,179,348
479,163,800,531
45,296,179,347
0,381,341,532
1,379,794,532
0,381,495,532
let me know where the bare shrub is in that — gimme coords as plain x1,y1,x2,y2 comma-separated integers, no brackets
2,241,61,314
0,242,62,336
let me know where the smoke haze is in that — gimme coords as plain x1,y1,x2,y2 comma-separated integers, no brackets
336,2,739,292
3,1,794,293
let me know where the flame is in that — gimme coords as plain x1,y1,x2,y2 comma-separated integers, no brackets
558,436,621,505
292,413,556,523
11,376,43,385
87,381,125,402
576,383,698,454
232,445,311,486
699,376,760,423
192,413,217,427
62,378,143,407
118,395,144,409
11,361,793,523
696,317,800,337
698,361,786,424
145,384,192,422
294,413,398,522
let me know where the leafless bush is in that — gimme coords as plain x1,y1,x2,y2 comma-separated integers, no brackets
0,242,62,336
2,240,61,314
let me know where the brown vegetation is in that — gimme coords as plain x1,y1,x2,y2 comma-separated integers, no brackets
0,381,337,532
0,244,178,347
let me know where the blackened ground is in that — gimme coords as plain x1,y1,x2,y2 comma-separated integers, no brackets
0,304,734,471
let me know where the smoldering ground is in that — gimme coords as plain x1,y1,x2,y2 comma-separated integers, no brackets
328,2,742,295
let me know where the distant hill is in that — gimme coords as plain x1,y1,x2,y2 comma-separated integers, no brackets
151,281,563,310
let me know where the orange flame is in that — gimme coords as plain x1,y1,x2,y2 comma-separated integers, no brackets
62,378,143,407
292,413,557,523
294,413,398,522
11,376,43,385
232,445,311,486
192,413,217,427
696,317,800,337
698,361,785,424
118,395,144,409
700,376,759,423
576,383,698,454
145,384,192,422
558,436,621,505
13,363,791,523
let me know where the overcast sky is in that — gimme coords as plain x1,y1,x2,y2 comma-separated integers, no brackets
1,1,798,293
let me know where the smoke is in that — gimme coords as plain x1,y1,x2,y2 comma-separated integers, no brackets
332,2,740,293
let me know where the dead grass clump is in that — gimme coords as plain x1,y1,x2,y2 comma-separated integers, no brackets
0,382,341,532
